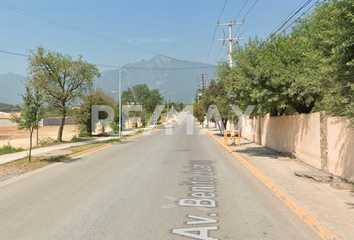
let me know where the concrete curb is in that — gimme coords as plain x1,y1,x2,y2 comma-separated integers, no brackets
0,129,155,188
205,129,342,240
63,129,152,161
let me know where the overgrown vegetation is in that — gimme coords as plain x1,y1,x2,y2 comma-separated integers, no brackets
0,142,24,156
0,102,21,112
27,46,100,141
122,84,164,126
0,128,149,182
74,88,117,136
214,0,354,125
11,86,45,162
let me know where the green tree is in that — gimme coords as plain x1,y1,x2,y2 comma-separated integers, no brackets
146,89,163,114
121,84,163,126
201,79,230,128
304,0,354,124
218,33,322,116
74,89,117,136
193,102,204,124
171,102,186,112
27,46,100,141
11,86,45,162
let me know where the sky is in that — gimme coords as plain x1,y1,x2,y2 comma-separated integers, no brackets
0,0,313,75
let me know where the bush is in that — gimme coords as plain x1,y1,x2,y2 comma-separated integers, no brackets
0,141,24,155
77,125,89,137
74,89,118,135
110,122,119,134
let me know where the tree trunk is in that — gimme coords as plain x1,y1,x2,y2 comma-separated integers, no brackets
29,129,33,163
292,101,316,114
222,118,228,129
57,108,66,142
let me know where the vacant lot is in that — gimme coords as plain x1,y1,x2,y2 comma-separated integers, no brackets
0,125,78,149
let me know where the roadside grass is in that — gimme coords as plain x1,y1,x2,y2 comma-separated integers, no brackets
0,140,121,174
0,129,150,180
0,142,24,156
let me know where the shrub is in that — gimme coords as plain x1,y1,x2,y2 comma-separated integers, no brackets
0,141,24,155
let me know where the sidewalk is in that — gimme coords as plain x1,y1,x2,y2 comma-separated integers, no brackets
207,127,354,240
0,129,138,165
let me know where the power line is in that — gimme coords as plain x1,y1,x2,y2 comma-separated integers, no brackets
212,45,228,65
218,0,229,20
0,49,214,71
271,0,310,36
233,0,258,40
0,2,211,68
266,0,315,42
205,0,229,64
212,0,254,65
0,2,159,56
217,21,245,68
243,0,259,20
216,0,319,66
234,0,249,21
0,49,28,57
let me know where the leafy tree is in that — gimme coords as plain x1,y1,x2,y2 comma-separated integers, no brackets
11,86,45,162
121,84,163,126
218,31,322,116
201,79,230,128
27,46,100,141
170,102,186,112
121,87,134,105
216,0,354,126
146,89,163,114
74,89,117,136
305,0,354,124
193,102,204,124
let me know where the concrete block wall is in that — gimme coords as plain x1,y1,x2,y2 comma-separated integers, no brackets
42,118,74,126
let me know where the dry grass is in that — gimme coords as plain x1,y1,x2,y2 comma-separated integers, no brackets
0,125,78,149
0,129,148,182
0,139,121,178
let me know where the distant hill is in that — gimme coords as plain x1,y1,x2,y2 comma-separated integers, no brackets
0,73,26,105
0,55,216,105
96,55,216,103
0,102,21,111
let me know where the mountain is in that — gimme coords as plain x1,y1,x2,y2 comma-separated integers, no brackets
0,73,26,105
96,55,216,103
0,55,216,105
0,102,21,111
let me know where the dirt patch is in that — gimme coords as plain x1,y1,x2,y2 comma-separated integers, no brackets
34,150,73,157
0,168,29,182
0,125,78,149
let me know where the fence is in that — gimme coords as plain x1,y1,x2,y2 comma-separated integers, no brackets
42,118,74,126
239,112,354,182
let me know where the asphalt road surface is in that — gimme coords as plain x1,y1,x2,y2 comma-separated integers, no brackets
0,113,321,240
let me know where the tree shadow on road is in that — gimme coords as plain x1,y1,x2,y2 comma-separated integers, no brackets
41,155,68,163
63,157,83,164
235,147,281,159
346,202,354,209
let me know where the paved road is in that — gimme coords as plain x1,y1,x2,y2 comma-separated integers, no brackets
0,129,139,165
0,113,320,240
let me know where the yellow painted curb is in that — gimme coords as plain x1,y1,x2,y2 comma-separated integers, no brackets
205,130,342,240
63,129,155,161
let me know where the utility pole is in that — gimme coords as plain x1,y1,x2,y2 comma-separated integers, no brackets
199,74,209,91
196,74,209,102
217,20,245,68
